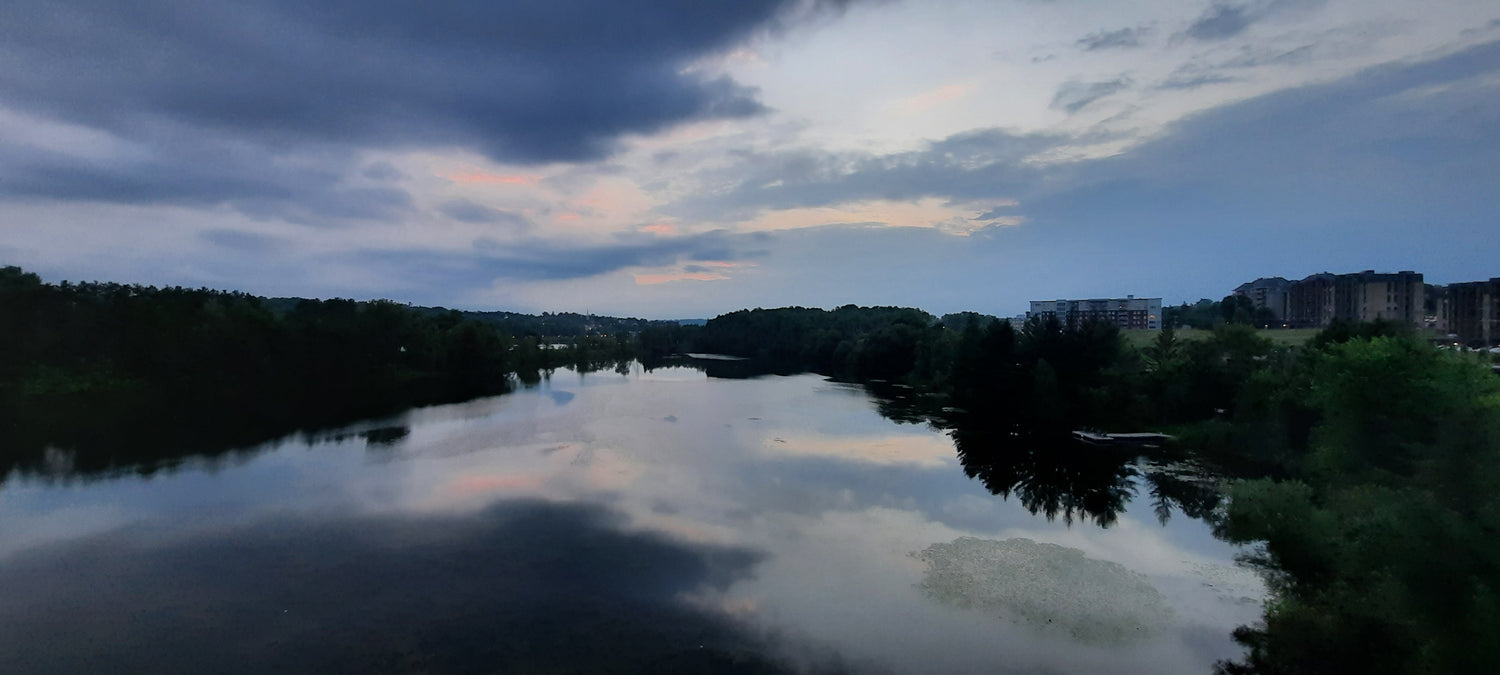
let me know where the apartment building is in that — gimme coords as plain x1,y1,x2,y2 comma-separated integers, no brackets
1425,284,1448,331
1283,270,1423,328
1447,278,1500,346
1028,296,1162,330
1233,277,1291,321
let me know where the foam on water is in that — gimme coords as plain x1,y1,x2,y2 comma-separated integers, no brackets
914,537,1174,646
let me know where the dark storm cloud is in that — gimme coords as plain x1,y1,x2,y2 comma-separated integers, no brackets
1077,26,1150,51
0,135,414,222
438,199,530,228
0,1,792,164
1180,0,1327,42
1050,78,1133,113
0,0,851,217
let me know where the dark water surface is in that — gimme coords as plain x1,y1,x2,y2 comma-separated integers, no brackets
0,365,1263,673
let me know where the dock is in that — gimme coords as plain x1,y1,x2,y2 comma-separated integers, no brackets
1072,431,1176,447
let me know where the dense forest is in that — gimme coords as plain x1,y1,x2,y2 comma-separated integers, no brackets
0,266,644,474
1210,335,1500,674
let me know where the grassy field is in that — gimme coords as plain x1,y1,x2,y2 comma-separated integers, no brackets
1121,327,1322,349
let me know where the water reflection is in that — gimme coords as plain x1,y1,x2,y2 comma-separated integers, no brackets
1143,463,1225,526
950,423,1139,528
867,385,1229,531
0,500,789,674
0,363,1262,673
0,360,669,489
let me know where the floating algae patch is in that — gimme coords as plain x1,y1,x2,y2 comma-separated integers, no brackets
914,537,1173,645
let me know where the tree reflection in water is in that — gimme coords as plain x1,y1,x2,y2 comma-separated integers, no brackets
949,421,1139,528
1142,466,1224,526
874,395,1229,530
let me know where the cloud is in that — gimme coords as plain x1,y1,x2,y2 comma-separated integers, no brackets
1157,69,1241,91
0,0,849,219
361,161,405,182
659,40,1500,296
0,1,793,165
1050,78,1133,114
200,229,285,254
1008,38,1500,292
1157,21,1407,91
899,84,978,113
662,128,1073,224
444,172,543,186
0,131,415,222
973,202,1021,221
1180,0,1328,42
401,39,1500,312
1076,26,1150,51
1183,3,1252,41
634,272,730,285
343,229,763,302
438,199,530,227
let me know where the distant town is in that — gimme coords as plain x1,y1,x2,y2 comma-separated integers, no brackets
1023,270,1500,347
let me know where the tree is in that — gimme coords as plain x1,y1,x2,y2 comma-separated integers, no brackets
1216,336,1500,674
1221,294,1257,325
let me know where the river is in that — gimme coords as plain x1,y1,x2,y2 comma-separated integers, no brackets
0,363,1264,673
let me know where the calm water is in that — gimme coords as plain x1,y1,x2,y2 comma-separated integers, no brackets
0,365,1263,674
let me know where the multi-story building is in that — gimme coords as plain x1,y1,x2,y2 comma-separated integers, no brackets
1447,278,1500,346
1286,273,1338,327
1425,284,1449,331
1340,270,1423,325
1028,296,1162,330
1283,270,1423,328
1233,277,1291,321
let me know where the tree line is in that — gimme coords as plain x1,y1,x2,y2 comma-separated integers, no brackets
0,266,644,476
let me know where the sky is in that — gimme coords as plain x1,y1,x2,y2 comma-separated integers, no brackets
1,0,1497,319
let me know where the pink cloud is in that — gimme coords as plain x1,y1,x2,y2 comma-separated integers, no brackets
899,83,976,114
444,171,541,185
634,272,729,285
554,212,582,222
641,223,675,234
